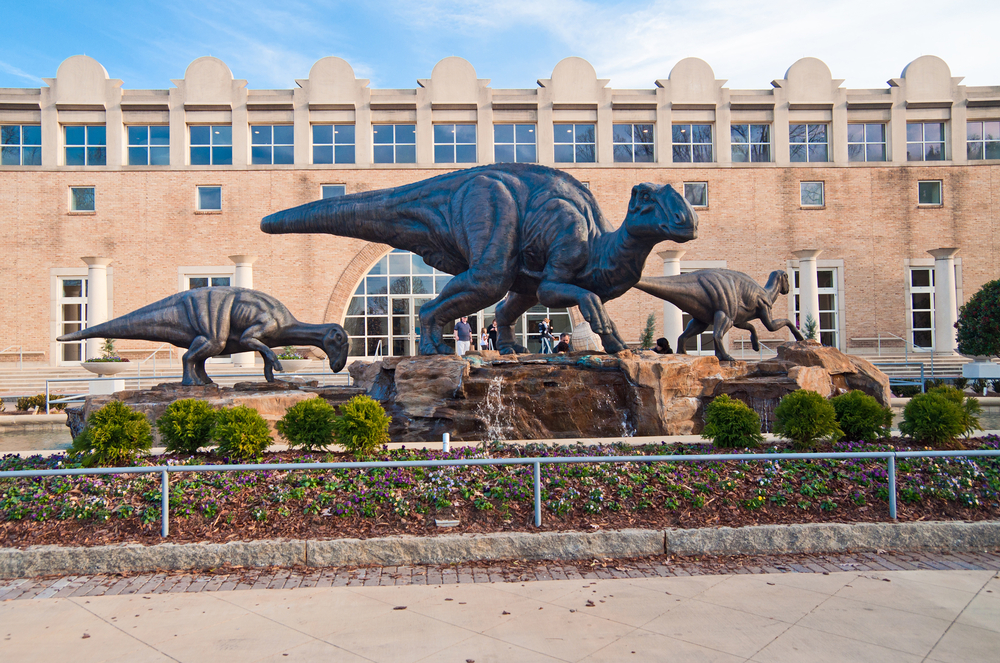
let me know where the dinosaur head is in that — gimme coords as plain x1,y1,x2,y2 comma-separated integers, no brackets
624,183,698,243
773,270,791,295
321,324,349,373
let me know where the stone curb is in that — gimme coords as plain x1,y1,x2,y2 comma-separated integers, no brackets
1,521,997,579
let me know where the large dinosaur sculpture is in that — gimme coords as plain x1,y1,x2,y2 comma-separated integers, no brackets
261,163,698,355
635,269,803,362
57,287,349,386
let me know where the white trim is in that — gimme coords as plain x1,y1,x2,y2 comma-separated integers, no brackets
176,265,235,291
786,259,845,350
49,268,114,366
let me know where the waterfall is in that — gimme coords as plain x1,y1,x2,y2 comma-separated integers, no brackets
478,375,515,441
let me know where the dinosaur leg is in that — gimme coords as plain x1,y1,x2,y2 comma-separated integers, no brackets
758,307,805,341
735,322,761,351
494,291,537,354
712,310,736,362
240,335,284,382
182,336,221,386
676,318,708,355
536,282,627,353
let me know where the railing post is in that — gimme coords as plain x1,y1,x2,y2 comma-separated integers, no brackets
442,432,450,452
920,364,925,393
887,455,897,520
45,381,51,415
161,469,170,537
533,461,541,527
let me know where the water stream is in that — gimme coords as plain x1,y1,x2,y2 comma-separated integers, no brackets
477,375,516,442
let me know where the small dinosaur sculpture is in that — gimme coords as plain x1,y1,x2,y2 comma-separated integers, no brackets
261,163,697,355
57,287,349,386
635,269,804,362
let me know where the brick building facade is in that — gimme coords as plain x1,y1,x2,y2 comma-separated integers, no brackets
0,54,997,365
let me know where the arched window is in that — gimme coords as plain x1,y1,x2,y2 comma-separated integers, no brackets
343,249,572,357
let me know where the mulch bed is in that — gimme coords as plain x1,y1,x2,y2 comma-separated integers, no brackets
2,437,999,549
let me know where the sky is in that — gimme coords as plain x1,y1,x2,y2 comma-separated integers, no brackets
1,1,998,92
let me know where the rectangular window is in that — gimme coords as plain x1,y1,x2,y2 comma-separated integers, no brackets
190,125,232,165
322,184,346,198
967,121,1000,160
554,123,595,163
1,124,41,165
910,267,935,349
58,277,88,363
918,180,942,205
197,186,222,211
70,186,95,212
671,124,712,163
800,181,825,207
683,182,708,208
494,124,536,163
434,124,476,164
127,125,169,165
907,122,945,161
793,268,839,348
847,123,886,162
313,124,355,164
65,125,106,166
251,125,294,165
373,124,416,164
614,123,655,162
731,124,771,162
789,123,829,162
187,276,231,289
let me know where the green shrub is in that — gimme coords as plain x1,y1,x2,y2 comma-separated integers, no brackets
701,395,764,448
956,279,1000,358
899,390,965,447
275,397,338,451
212,405,272,460
991,378,1000,394
333,394,391,458
156,399,217,454
971,378,990,394
773,390,842,449
831,390,893,442
928,385,983,439
70,400,152,466
952,377,969,391
892,385,921,398
16,394,65,412
639,313,656,350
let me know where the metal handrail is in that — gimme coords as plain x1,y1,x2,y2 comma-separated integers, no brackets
0,345,23,370
135,344,175,389
732,338,779,360
2,446,998,537
44,371,352,413
873,361,926,393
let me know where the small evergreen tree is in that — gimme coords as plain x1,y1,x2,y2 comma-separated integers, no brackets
802,314,819,341
773,390,842,449
639,313,656,350
701,395,764,448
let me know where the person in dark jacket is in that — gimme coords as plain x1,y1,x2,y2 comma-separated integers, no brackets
652,337,673,354
487,319,498,351
554,333,572,353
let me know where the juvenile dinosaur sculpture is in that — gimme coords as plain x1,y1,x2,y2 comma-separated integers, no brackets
57,287,349,386
261,163,697,355
635,269,803,362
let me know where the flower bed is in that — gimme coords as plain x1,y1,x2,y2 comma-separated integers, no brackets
2,437,999,549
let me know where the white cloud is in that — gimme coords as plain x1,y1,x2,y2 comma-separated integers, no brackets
0,59,43,85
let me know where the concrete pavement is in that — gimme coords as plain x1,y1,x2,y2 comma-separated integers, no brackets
2,566,998,662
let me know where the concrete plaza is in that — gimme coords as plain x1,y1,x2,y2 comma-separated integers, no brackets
2,566,998,662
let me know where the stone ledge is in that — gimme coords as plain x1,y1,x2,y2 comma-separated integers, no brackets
1,521,997,579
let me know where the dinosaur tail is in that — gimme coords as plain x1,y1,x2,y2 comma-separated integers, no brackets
634,277,686,307
56,311,152,342
56,294,187,343
261,187,407,242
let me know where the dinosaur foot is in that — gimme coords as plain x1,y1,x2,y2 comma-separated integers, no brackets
498,343,526,355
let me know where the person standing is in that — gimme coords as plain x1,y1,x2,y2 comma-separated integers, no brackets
454,316,472,356
480,327,489,350
538,317,554,354
554,333,571,353
487,319,498,351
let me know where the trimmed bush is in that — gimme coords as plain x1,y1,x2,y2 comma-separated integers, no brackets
892,385,921,399
333,394,391,458
156,399,217,454
773,390,842,449
831,390,893,442
276,397,338,451
16,394,65,412
899,390,965,447
70,400,152,467
701,395,764,449
927,385,983,439
212,405,272,460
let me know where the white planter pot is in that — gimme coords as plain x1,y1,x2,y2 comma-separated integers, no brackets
81,361,131,375
277,359,311,373
962,359,1000,379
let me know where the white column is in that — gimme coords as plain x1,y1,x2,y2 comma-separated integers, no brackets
793,249,822,340
658,249,686,349
928,248,960,354
229,255,259,367
82,257,112,360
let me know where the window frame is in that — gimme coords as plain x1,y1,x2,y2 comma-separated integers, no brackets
553,123,596,163
730,123,771,163
189,125,233,165
127,125,170,166
670,124,712,163
69,186,96,213
789,123,829,163
908,266,936,350
493,124,537,163
790,265,843,350
614,123,656,163
799,181,825,208
966,120,1000,161
847,123,887,162
683,182,708,208
250,125,294,165
321,184,346,198
64,125,107,166
1,124,41,165
433,124,477,164
917,180,943,206
372,124,416,164
312,124,355,164
196,185,222,212
906,122,946,162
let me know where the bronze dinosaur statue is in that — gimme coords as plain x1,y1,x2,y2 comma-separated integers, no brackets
57,287,349,386
261,163,697,355
635,269,803,362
